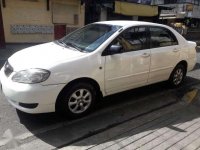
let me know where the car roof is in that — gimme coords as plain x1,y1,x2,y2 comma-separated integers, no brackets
94,20,187,45
96,20,166,28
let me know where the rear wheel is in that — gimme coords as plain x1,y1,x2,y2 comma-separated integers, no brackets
56,82,97,118
169,64,186,87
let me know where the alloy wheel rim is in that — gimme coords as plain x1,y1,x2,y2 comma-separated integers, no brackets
173,68,184,85
68,89,92,114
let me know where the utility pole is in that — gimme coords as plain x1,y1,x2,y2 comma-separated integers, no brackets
0,1,5,48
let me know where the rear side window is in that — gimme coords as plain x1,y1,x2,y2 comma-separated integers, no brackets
150,27,178,48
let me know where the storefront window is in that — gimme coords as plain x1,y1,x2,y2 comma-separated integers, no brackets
194,0,200,4
164,0,177,4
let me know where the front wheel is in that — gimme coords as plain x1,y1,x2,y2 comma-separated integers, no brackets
168,64,186,87
56,82,97,118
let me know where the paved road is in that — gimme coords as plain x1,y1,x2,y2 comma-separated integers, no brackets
0,50,199,149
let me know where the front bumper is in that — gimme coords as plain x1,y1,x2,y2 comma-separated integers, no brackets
0,68,65,114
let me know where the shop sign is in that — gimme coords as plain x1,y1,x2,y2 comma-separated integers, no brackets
22,0,38,2
160,10,177,16
186,4,193,11
161,9,176,15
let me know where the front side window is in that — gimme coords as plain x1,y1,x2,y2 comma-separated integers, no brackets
150,27,178,48
58,24,121,52
112,26,148,52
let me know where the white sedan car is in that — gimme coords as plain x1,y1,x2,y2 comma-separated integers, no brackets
0,21,197,118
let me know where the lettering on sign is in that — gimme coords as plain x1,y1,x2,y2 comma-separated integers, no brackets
11,25,54,34
161,10,176,14
22,0,38,2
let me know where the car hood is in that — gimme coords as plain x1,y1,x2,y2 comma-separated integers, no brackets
8,42,86,71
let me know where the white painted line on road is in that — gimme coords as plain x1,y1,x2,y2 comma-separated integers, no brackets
0,139,9,147
0,123,64,147
0,123,65,147
15,132,33,140
16,122,64,140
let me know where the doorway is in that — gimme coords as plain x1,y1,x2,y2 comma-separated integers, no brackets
0,2,5,48
54,24,66,40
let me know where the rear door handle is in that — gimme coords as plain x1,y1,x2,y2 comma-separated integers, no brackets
142,53,150,57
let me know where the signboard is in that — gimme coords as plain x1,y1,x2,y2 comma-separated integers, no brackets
161,9,176,14
115,1,158,17
22,0,38,2
186,4,193,11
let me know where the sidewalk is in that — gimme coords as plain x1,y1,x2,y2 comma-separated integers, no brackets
61,86,200,150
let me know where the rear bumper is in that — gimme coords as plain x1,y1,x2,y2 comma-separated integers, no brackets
188,57,197,72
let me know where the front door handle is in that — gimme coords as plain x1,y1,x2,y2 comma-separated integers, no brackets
142,53,150,57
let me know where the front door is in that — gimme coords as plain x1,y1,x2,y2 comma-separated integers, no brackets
54,24,66,40
104,26,151,95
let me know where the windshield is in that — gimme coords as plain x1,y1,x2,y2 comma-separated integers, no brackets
58,24,122,52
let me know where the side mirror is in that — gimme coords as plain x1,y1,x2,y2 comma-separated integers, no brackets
108,45,122,55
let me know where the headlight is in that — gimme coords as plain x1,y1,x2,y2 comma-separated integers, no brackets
12,69,50,84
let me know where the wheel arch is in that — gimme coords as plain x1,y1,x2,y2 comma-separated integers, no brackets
176,60,188,73
169,60,188,80
55,77,103,109
167,60,188,87
169,60,188,78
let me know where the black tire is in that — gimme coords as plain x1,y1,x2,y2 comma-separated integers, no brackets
168,64,186,87
56,82,97,118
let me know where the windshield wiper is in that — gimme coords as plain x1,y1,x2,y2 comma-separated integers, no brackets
56,40,69,48
65,42,84,52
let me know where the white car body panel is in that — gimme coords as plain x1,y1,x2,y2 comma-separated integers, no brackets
148,45,181,84
105,49,150,95
0,21,197,114
8,42,87,71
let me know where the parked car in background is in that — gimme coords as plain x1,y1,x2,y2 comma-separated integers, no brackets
0,21,197,118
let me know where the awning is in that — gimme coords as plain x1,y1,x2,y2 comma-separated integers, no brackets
115,1,158,17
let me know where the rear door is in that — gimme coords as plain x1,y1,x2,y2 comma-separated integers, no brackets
148,26,180,84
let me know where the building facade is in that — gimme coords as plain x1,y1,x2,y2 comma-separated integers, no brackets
0,0,85,44
84,0,158,24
